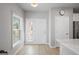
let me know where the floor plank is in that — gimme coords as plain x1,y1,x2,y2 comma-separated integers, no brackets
17,44,59,55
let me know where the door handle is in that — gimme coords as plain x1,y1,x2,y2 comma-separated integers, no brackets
66,33,68,35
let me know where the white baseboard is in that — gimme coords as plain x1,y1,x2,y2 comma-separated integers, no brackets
48,44,58,48
24,42,48,45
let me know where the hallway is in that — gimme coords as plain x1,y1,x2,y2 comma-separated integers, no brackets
0,3,78,55
17,44,59,55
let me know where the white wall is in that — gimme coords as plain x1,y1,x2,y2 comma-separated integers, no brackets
50,8,73,47
0,3,24,54
24,11,49,44
0,3,74,54
25,11,48,19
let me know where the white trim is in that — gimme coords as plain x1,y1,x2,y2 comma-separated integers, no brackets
49,45,57,48
48,8,52,47
24,42,48,45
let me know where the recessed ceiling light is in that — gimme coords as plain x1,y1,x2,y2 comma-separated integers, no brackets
31,3,38,7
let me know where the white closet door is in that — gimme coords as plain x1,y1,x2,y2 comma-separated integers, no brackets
55,16,69,47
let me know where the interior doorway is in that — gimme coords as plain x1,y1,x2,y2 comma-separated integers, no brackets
25,18,47,44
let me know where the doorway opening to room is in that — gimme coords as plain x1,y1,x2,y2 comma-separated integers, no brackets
25,18,47,44
17,18,59,55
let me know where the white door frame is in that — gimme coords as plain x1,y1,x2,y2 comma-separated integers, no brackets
48,9,53,48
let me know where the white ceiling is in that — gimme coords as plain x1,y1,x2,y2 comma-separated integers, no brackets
18,3,79,11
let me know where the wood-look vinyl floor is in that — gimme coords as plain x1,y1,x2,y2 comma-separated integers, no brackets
17,44,59,55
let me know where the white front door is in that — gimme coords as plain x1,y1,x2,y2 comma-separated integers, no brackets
25,18,47,44
55,16,69,47
55,16,69,39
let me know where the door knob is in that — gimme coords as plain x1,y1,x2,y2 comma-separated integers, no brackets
66,33,68,35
